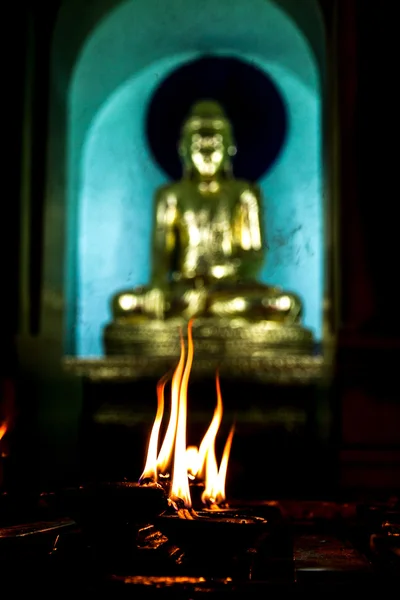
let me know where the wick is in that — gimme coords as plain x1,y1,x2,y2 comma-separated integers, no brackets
168,496,199,519
206,503,221,511
138,477,165,493
203,499,229,511
177,508,196,520
138,476,155,485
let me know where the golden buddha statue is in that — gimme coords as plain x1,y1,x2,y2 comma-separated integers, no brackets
104,101,313,358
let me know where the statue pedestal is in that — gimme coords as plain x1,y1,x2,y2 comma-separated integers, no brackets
104,317,314,358
65,318,329,385
64,353,326,385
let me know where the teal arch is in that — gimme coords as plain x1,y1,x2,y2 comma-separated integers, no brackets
47,0,326,356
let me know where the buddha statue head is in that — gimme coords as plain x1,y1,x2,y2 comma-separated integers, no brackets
179,100,237,178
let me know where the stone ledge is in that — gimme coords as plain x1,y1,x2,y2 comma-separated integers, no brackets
63,354,329,385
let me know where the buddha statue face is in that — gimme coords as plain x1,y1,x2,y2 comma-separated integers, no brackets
179,101,237,178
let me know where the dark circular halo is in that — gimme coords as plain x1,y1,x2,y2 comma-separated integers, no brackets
146,55,288,182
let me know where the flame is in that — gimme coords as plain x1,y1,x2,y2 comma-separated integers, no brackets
204,424,235,507
186,446,200,480
139,372,169,482
156,336,186,474
139,321,234,515
0,380,14,446
195,372,223,480
170,322,194,509
200,376,234,506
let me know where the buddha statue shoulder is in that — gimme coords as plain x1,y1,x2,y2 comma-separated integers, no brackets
110,100,302,326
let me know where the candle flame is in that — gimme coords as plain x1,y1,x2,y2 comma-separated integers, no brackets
186,446,200,480
156,336,185,474
202,424,235,506
0,381,14,446
195,372,223,481
139,372,169,483
170,322,194,509
139,321,234,515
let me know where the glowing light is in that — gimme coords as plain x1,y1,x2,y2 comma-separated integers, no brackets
139,372,169,482
275,295,292,311
170,321,194,509
211,265,226,279
196,372,223,479
119,294,137,311
213,119,224,130
186,445,200,480
211,150,223,164
209,297,247,315
213,424,235,506
0,383,14,447
201,375,234,506
238,191,263,251
231,297,247,312
209,181,219,192
240,227,252,251
156,335,185,474
190,119,201,130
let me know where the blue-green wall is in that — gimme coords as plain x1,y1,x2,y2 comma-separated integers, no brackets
68,0,323,356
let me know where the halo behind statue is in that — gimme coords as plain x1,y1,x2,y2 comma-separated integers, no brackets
146,55,288,182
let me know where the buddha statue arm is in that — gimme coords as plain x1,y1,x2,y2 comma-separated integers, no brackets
233,187,265,279
150,189,178,287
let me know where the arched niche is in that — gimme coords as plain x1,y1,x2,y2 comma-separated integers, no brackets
44,0,326,357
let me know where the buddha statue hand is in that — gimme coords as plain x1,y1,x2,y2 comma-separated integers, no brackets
143,283,210,320
143,287,166,319
112,282,210,321
165,284,208,320
205,281,303,324
112,285,167,321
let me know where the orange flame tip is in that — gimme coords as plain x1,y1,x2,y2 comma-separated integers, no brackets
156,338,186,475
170,322,194,509
139,371,170,483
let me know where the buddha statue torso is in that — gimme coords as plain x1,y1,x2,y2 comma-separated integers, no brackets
110,100,302,324
152,179,263,284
